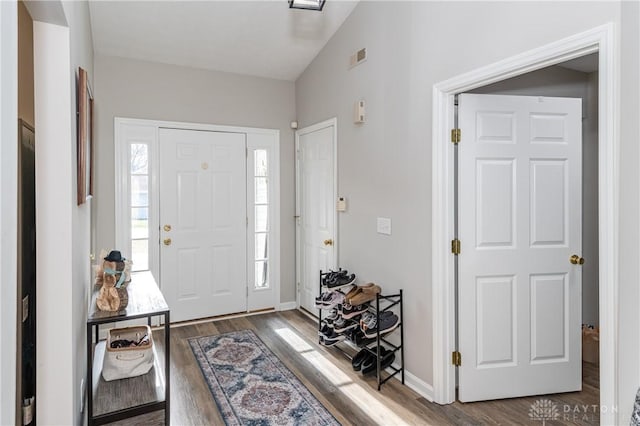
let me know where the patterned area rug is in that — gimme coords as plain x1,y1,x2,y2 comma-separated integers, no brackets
189,329,341,426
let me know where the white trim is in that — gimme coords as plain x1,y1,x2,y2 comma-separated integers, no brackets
294,118,339,309
114,117,281,312
431,23,619,425
278,301,298,311
0,1,17,423
402,369,434,402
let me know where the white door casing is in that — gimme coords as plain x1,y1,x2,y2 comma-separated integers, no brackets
159,128,247,322
296,119,337,314
457,94,582,401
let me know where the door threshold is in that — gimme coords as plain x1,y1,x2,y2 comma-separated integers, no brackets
167,308,277,329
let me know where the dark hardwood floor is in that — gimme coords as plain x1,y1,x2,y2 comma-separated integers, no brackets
105,310,599,425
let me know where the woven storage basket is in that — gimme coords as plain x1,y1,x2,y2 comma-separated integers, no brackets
103,325,154,381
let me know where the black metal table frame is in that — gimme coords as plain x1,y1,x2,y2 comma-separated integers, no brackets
86,310,170,425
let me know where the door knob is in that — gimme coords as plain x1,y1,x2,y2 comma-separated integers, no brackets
323,239,333,246
163,238,172,246
163,224,172,232
570,255,584,265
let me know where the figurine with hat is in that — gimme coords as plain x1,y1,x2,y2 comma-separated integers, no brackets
94,249,132,311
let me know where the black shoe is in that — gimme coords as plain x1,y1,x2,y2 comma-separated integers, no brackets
342,303,368,319
326,273,356,289
363,314,400,338
361,348,388,374
351,348,371,371
362,349,395,375
321,330,346,346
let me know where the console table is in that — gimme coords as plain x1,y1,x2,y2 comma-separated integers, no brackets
86,271,170,425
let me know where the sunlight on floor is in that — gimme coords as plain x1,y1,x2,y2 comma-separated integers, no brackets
275,327,426,426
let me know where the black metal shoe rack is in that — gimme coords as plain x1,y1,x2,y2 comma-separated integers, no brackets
318,269,405,390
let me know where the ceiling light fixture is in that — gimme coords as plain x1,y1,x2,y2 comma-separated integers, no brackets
289,0,326,11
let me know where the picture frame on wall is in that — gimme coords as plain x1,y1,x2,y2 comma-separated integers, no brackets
77,66,94,205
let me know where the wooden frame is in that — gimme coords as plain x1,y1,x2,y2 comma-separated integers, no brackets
77,67,93,205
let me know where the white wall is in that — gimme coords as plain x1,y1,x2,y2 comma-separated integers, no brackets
0,1,18,424
469,65,600,327
295,0,639,417
618,0,640,420
93,55,297,303
32,1,94,424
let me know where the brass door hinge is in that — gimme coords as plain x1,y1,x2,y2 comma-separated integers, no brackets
451,128,461,144
451,239,461,255
452,351,462,366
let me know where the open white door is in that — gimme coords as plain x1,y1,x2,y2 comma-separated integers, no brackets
159,128,247,322
458,94,582,401
296,120,337,314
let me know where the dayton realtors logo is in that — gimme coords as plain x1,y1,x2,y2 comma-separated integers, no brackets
529,399,560,425
529,399,615,424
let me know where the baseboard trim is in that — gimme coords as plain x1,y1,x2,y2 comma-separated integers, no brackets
278,301,298,311
401,368,435,402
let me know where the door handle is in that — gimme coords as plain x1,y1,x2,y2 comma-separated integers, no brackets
570,254,584,265
323,239,333,246
163,238,172,246
163,224,172,232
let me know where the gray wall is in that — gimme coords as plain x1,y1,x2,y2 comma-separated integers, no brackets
295,1,640,417
93,56,297,303
470,65,599,327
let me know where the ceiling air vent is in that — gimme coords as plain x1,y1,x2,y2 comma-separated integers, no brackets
349,48,367,69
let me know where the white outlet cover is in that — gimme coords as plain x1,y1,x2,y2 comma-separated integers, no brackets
377,217,391,235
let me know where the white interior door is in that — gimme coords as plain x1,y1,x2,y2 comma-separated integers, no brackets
297,121,336,314
159,128,247,322
458,94,582,401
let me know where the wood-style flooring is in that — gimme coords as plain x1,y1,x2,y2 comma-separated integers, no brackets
105,310,599,425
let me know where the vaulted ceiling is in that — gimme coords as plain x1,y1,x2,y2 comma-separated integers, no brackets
88,1,359,81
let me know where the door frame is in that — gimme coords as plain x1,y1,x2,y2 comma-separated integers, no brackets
431,23,618,423
294,118,338,310
114,117,281,313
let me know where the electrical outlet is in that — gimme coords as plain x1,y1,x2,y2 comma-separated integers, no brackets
377,217,392,235
80,379,85,413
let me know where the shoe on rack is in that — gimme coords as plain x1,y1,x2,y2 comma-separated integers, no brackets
362,349,395,375
360,310,393,330
342,303,369,319
314,291,334,308
318,323,332,338
363,313,400,338
323,270,348,286
349,284,381,305
352,348,374,371
344,286,362,301
321,330,346,346
324,309,339,325
321,291,344,309
350,328,377,347
326,273,357,289
334,318,358,334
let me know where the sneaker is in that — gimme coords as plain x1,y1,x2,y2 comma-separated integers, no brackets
314,292,334,308
324,309,339,324
342,303,368,319
363,313,400,338
318,323,332,338
322,270,348,286
334,319,358,334
326,273,357,289
361,311,393,330
322,291,344,309
321,330,346,346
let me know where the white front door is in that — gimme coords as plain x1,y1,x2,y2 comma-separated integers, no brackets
296,120,336,314
458,94,582,401
159,128,247,322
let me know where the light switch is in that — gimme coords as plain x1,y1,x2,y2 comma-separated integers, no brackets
377,217,391,235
